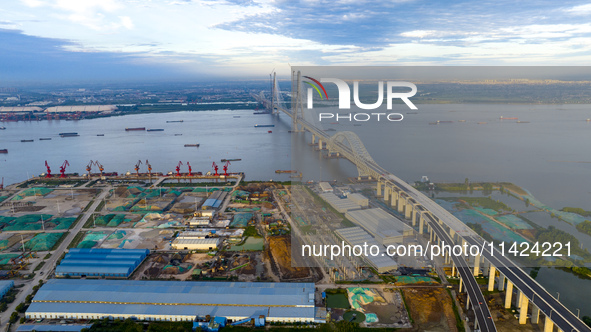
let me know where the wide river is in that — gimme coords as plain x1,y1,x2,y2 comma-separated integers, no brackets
1,103,590,316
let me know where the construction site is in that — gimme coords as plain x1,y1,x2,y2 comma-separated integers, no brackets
0,158,475,331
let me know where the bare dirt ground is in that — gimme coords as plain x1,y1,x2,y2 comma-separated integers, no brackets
402,288,457,332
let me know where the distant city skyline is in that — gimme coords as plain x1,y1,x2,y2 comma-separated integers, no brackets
1,0,591,83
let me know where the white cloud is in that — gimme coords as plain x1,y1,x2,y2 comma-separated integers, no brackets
564,3,591,16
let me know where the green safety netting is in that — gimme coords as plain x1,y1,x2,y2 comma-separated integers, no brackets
230,213,253,227
106,230,126,240
226,207,261,212
0,196,8,203
365,313,378,323
0,214,53,231
0,240,8,250
12,188,53,200
25,232,65,251
93,214,129,227
163,264,193,273
191,187,231,193
0,254,20,265
50,217,76,230
394,276,434,284
130,204,163,213
347,288,382,311
77,231,108,249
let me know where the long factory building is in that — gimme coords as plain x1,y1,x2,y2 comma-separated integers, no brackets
26,279,316,323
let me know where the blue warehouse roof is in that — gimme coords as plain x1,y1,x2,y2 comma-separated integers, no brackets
57,249,148,278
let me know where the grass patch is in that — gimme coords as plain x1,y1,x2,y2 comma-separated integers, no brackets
82,200,94,212
399,289,414,325
50,231,69,251
243,225,261,238
34,261,45,271
446,288,464,331
325,290,350,309
67,232,86,249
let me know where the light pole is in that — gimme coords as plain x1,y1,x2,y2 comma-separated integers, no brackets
576,308,580,318
56,200,60,213
556,292,560,301
41,214,45,231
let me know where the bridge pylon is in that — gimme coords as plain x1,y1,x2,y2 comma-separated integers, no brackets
289,70,305,132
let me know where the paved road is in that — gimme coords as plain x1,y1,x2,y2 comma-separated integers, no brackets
425,213,497,332
463,235,591,332
0,186,111,330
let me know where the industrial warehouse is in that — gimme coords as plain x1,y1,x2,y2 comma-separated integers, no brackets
55,248,149,278
26,279,317,323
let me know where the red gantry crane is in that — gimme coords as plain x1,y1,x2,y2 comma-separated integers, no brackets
94,160,104,177
59,160,70,178
86,160,94,178
176,161,184,177
134,160,142,177
223,161,230,176
44,161,52,178
0,177,4,190
212,162,219,176
187,162,192,176
145,160,152,177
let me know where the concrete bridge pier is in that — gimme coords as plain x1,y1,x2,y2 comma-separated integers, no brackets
397,194,405,213
311,134,316,144
376,181,382,197
498,273,505,291
384,186,390,203
544,316,554,332
459,277,463,293
411,209,417,226
451,263,457,277
390,188,398,208
473,254,481,276
405,200,412,219
519,290,529,324
505,281,514,308
419,214,425,234
318,139,323,150
488,265,497,291
531,304,540,324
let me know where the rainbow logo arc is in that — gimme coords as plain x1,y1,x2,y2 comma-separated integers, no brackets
303,76,329,100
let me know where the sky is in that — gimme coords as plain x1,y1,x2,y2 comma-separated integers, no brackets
1,0,591,82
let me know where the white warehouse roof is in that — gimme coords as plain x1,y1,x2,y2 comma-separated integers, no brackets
319,193,361,213
345,208,412,246
335,227,397,273
26,279,316,323
45,105,118,113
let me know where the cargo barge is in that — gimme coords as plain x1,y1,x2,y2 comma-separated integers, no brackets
21,139,34,142
184,144,200,147
147,129,164,132
39,138,52,140
221,158,241,162
500,116,518,120
0,126,5,130
166,120,183,123
254,124,274,128
59,132,79,137
125,127,145,131
0,149,7,153
275,170,297,173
